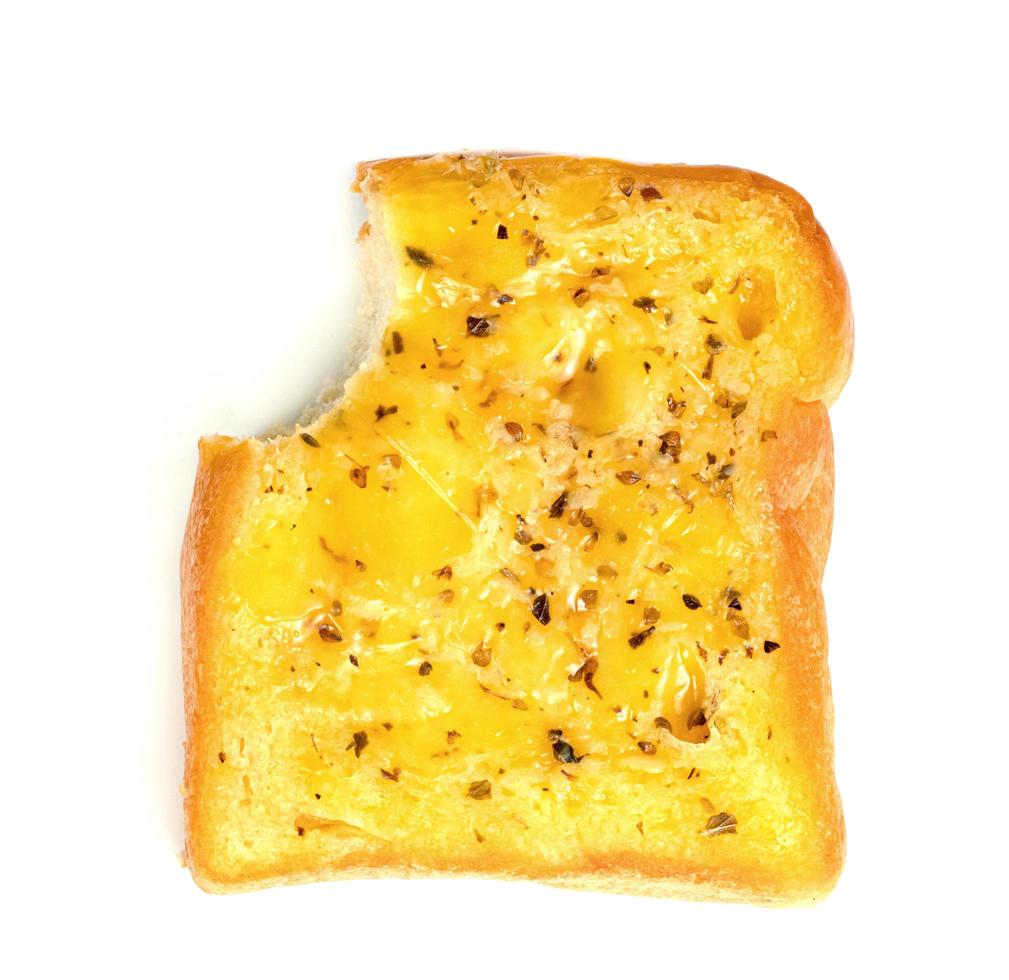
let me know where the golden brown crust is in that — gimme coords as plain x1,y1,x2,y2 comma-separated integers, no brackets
183,153,852,902
765,399,846,895
182,435,262,887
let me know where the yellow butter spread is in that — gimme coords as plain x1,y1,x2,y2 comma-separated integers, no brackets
207,155,808,867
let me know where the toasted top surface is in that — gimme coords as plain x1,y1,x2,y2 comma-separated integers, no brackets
185,154,850,900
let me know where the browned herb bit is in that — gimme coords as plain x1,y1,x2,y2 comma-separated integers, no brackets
349,466,368,488
654,717,673,733
391,330,404,354
496,293,514,305
569,655,601,696
218,751,226,763
640,185,663,201
466,315,493,337
705,333,727,353
633,296,657,312
406,246,434,267
548,730,585,764
471,643,492,667
682,593,702,610
504,420,524,442
761,429,778,441
702,355,715,380
317,622,342,643
348,654,359,667
496,224,508,239
616,470,641,485
628,626,655,649
618,176,634,196
374,404,398,421
548,490,569,518
531,593,551,625
526,237,547,266
434,565,453,579
637,740,657,754
731,401,748,419
764,640,781,653
726,589,743,611
659,430,682,462
667,395,687,417
446,730,461,744
466,779,492,800
572,287,590,307
300,432,321,448
530,542,546,552
687,708,707,729
418,661,433,676
643,606,661,624
702,812,737,836
347,731,368,758
380,767,401,781
576,589,598,610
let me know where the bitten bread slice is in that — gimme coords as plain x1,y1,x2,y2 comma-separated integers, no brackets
183,153,852,902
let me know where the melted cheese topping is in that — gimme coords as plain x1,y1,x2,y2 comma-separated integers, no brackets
211,155,805,867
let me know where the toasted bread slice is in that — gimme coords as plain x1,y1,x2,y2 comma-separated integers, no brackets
183,153,851,902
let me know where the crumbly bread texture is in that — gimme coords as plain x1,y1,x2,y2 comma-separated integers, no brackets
182,153,852,903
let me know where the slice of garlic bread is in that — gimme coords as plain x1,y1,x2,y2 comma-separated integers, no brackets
182,153,851,903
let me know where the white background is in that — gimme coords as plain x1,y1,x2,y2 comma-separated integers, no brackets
2,1,1006,976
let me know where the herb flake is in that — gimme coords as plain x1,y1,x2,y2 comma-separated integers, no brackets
405,246,433,268
531,593,551,625
702,812,737,836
